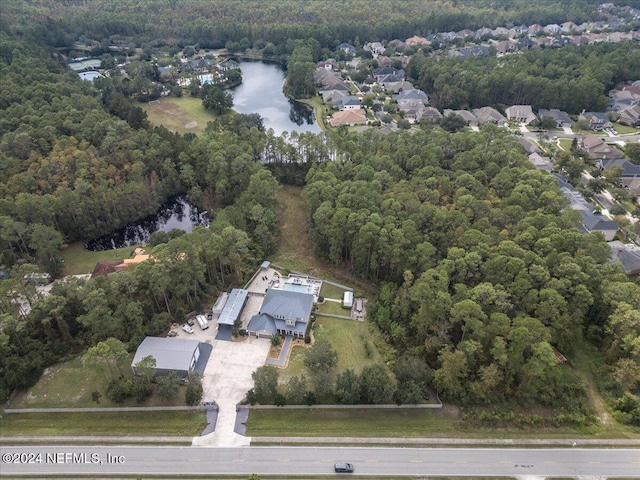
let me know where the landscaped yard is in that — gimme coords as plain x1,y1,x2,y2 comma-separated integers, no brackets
141,95,220,135
0,411,206,437
61,242,139,276
316,300,349,316
319,282,349,300
558,138,573,151
280,317,383,385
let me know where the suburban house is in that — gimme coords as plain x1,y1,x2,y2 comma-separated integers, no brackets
538,108,572,128
396,89,429,106
131,337,202,378
597,158,640,194
472,106,508,125
336,96,361,110
329,109,367,127
578,134,624,160
505,105,537,124
443,109,478,126
609,241,640,276
517,136,541,154
247,289,314,338
316,59,339,71
364,42,386,55
321,89,349,104
528,152,554,172
555,173,619,241
618,104,640,127
338,43,356,56
579,111,612,131
420,107,443,122
405,35,430,46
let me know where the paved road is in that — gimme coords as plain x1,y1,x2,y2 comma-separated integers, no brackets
1,446,638,477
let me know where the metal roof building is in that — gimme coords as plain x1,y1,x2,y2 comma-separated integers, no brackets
131,337,201,378
217,288,249,326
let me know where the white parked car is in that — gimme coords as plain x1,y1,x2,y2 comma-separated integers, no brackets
181,324,194,334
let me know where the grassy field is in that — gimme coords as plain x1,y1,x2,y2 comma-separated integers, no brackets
61,241,140,276
10,355,190,409
273,185,377,296
245,407,617,438
0,410,206,436
141,95,219,134
299,96,329,131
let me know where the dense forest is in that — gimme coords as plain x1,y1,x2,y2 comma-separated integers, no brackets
1,0,639,427
2,0,622,51
303,127,640,422
407,42,640,112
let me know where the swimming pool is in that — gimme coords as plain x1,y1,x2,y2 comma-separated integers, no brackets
283,283,313,294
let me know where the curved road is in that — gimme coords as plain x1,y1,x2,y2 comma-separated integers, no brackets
1,445,639,477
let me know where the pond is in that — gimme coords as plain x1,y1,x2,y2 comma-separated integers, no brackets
231,60,321,136
86,197,209,251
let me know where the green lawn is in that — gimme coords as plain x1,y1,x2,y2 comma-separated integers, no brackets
299,96,329,131
558,138,572,151
280,317,383,384
316,300,350,316
0,411,206,436
319,282,349,300
614,123,639,135
61,241,140,276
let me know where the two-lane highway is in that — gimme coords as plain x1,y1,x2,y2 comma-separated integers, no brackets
1,445,639,477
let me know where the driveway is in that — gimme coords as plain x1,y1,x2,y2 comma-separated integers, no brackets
562,126,574,135
193,335,270,447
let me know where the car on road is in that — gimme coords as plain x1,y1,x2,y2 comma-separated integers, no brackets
181,324,194,334
334,462,354,473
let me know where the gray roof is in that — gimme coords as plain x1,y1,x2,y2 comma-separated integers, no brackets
538,108,572,125
260,289,314,323
212,292,229,315
396,89,429,102
132,337,200,373
247,313,277,335
217,288,248,326
609,241,640,275
599,159,640,178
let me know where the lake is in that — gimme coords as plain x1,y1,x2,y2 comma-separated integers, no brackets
86,197,209,251
231,60,321,136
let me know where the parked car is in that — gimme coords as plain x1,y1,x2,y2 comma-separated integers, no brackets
181,324,194,334
334,462,354,473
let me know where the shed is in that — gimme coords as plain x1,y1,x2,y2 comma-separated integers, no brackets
212,292,229,315
131,337,201,378
217,288,249,326
342,291,353,309
260,261,271,270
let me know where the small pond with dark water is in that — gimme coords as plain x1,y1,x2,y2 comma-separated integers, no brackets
86,197,209,251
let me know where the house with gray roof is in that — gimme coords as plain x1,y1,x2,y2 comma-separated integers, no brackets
598,158,640,194
131,337,202,378
338,43,356,56
443,109,478,126
248,289,314,338
538,108,572,128
396,89,429,105
472,106,508,126
555,174,619,241
609,241,640,276
336,96,361,111
579,111,612,131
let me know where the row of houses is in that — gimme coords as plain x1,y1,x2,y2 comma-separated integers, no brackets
609,81,640,127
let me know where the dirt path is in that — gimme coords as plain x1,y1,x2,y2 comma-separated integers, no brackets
274,185,377,295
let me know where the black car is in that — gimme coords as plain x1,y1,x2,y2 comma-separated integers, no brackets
334,462,354,473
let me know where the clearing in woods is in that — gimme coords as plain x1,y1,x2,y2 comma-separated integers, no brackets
142,96,218,134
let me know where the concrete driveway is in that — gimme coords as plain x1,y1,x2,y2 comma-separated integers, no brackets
193,335,270,447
